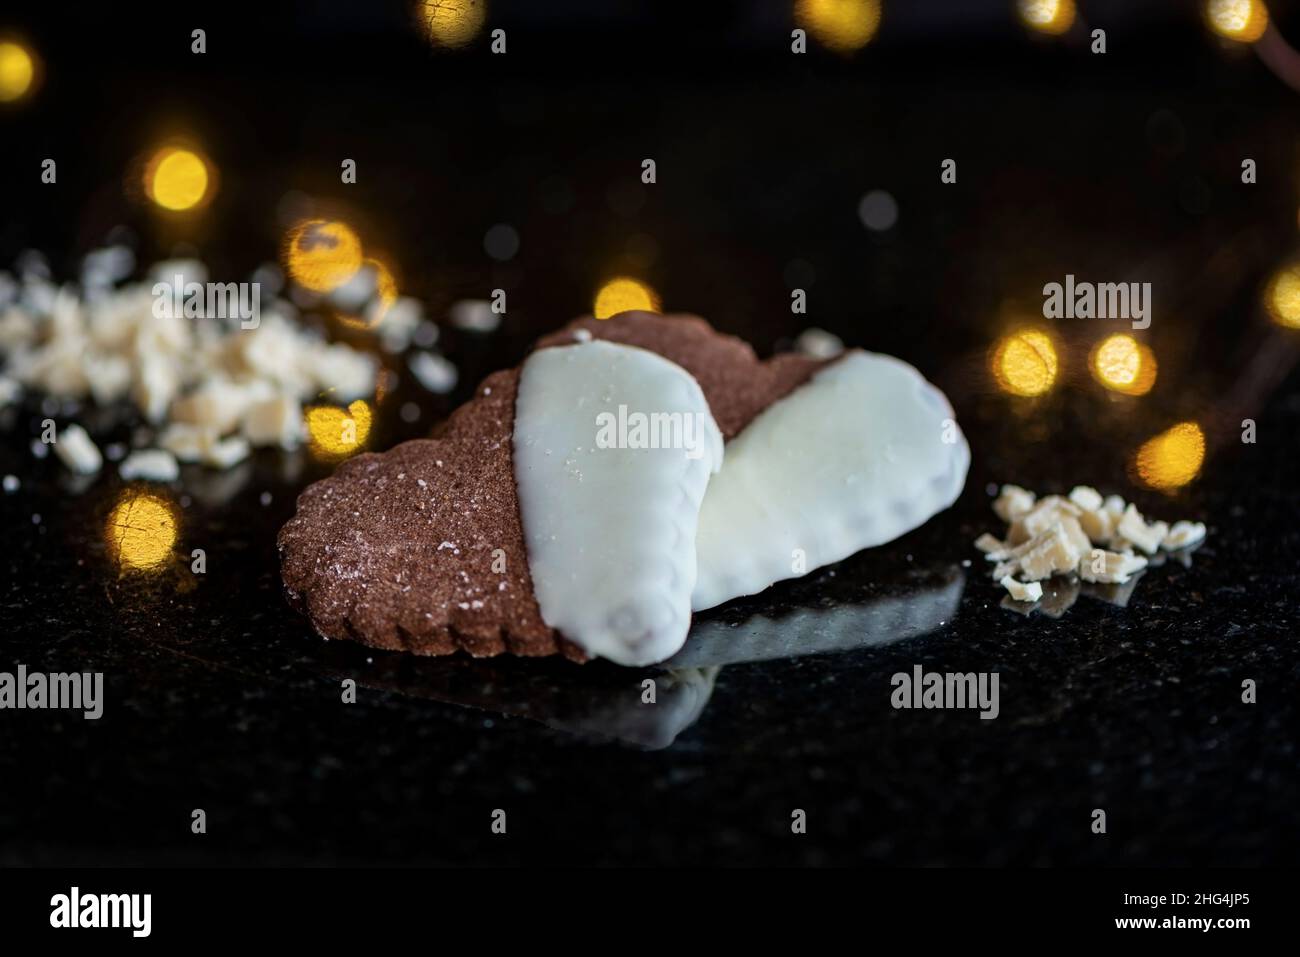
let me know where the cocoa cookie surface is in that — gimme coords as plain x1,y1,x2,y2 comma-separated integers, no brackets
537,313,828,440
278,368,579,660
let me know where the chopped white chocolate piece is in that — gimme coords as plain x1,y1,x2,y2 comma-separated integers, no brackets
974,532,1005,554
203,436,250,469
0,308,37,348
1078,547,1148,584
1016,521,1085,581
1103,494,1126,521
0,374,19,406
119,449,180,482
242,394,304,448
1008,495,1081,545
1057,515,1092,557
54,423,102,475
158,423,220,463
1117,503,1168,555
992,484,1036,524
1068,485,1103,512
793,327,845,359
171,377,271,436
992,560,1018,580
1162,520,1206,550
1078,505,1114,545
448,298,499,333
313,343,376,401
409,351,458,394
1000,576,1043,602
134,353,178,424
84,353,132,405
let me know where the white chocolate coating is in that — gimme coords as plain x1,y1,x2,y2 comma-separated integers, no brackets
514,341,723,665
691,350,969,611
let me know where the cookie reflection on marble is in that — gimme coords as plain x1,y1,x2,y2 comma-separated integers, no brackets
668,565,965,668
312,566,966,747
316,649,717,750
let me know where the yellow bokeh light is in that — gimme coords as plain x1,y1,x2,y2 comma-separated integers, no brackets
421,0,487,48
371,258,398,315
1134,421,1206,490
106,490,179,571
284,220,364,294
336,258,399,330
1090,333,1158,396
594,277,661,320
307,399,373,460
144,147,211,212
794,0,882,54
991,329,1059,397
1205,0,1269,43
1265,262,1300,328
1017,0,1076,35
0,41,34,102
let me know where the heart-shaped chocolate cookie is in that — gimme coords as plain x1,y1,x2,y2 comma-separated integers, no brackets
279,313,969,665
279,330,726,665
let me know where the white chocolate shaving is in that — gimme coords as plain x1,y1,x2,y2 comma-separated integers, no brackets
1078,547,1148,585
1162,520,1206,550
1117,503,1168,555
992,484,1036,523
1000,576,1043,602
119,449,180,482
54,423,102,475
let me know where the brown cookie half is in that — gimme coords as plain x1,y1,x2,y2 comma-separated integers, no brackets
279,313,830,659
278,368,582,660
537,313,826,440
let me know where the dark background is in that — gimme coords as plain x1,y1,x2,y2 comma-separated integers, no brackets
0,0,1298,865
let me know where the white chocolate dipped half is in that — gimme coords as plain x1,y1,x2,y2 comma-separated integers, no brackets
691,350,969,611
513,340,724,666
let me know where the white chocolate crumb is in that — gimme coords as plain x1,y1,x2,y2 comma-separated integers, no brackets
242,394,305,449
1068,485,1103,512
0,374,22,406
1016,520,1086,581
1078,547,1148,585
1000,576,1043,602
54,423,102,475
1008,495,1081,545
159,423,218,463
793,327,844,360
409,351,458,394
448,299,500,333
992,484,1036,524
1162,520,1206,550
1077,504,1114,545
119,449,180,482
202,436,250,469
1117,503,1168,555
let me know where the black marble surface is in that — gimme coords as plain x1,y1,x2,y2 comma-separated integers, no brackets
1,2,1298,865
